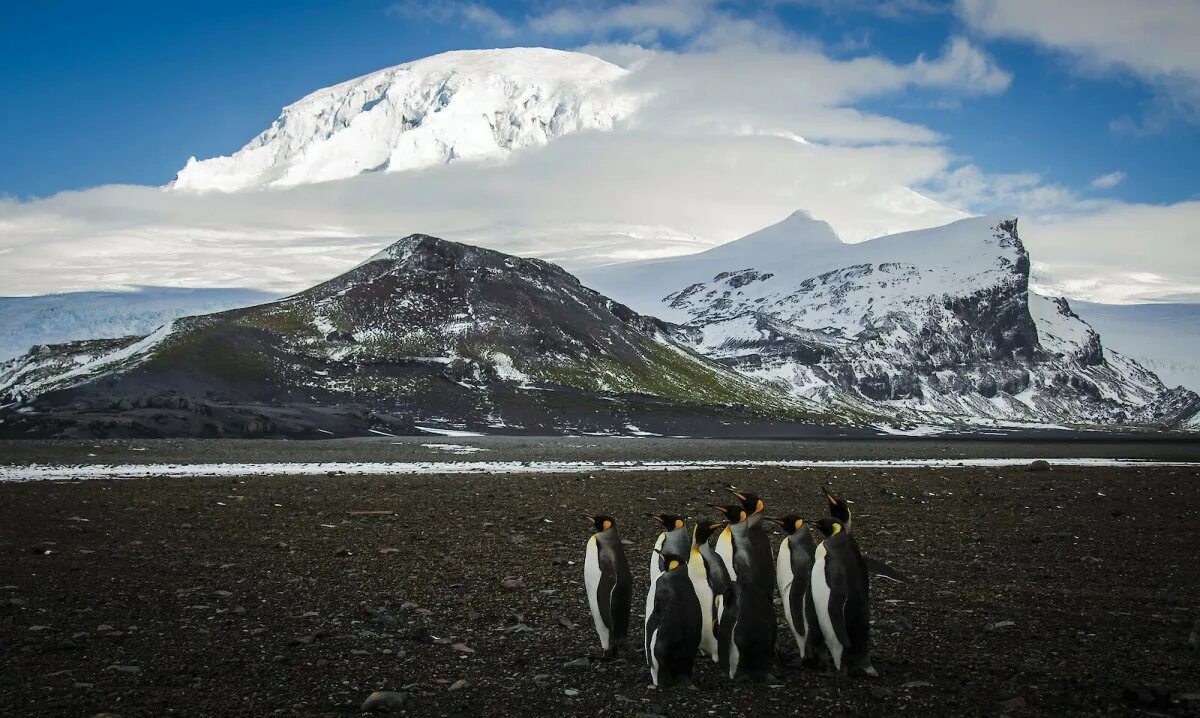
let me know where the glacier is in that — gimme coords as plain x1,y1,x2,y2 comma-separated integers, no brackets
0,287,276,363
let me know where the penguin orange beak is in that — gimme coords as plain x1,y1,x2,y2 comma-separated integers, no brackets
582,514,595,523
709,504,729,515
768,516,787,526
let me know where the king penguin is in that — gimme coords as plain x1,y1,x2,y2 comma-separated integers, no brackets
770,514,823,666
709,504,746,582
701,521,730,597
687,522,719,659
717,490,775,593
645,551,702,687
811,516,876,676
646,513,690,625
583,515,633,658
715,576,777,682
824,486,853,530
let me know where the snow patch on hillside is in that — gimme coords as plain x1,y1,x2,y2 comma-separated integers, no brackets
1,321,176,400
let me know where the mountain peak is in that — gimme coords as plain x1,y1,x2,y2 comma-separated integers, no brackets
171,48,640,192
703,210,841,260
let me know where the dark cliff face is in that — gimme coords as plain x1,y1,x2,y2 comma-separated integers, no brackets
0,236,817,439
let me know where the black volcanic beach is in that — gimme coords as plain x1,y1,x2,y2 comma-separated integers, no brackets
1,437,1199,716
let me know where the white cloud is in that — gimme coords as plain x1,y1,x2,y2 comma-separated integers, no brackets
388,1,518,37
1021,200,1200,303
923,165,1098,217
527,0,714,39
1090,171,1126,190
783,0,948,19
958,0,1200,130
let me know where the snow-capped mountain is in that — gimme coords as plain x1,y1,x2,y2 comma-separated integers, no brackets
0,287,277,363
0,236,822,438
581,213,1200,429
172,48,639,192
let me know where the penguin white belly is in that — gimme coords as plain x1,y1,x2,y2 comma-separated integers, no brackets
687,550,717,658
716,527,737,581
648,627,661,685
584,535,609,649
799,585,813,659
776,539,800,647
811,547,843,669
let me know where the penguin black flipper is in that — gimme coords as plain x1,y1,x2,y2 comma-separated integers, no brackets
645,589,664,669
715,584,737,670
864,556,911,584
610,551,633,648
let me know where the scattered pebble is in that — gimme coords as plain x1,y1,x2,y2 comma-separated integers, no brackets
1000,696,1027,711
361,691,407,712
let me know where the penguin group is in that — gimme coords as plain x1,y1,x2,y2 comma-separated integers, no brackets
583,486,895,687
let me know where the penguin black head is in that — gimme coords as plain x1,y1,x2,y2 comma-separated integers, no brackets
730,489,765,515
769,514,807,534
692,521,718,546
583,514,617,533
812,516,845,537
647,513,686,532
824,486,852,525
654,550,689,572
710,504,748,524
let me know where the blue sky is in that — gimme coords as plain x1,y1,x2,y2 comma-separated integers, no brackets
2,0,1196,204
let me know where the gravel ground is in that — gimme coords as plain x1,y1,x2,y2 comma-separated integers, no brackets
1,452,1198,716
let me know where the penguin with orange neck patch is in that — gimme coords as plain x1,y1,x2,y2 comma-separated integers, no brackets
770,514,823,666
811,516,876,676
583,515,632,658
721,489,774,593
646,513,690,634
